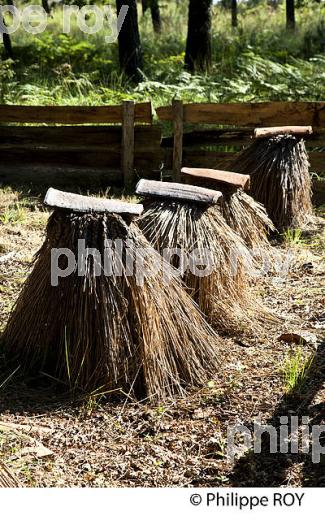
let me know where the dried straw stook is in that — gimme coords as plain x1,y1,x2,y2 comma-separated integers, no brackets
0,463,20,488
136,180,265,335
2,190,223,401
230,134,313,230
181,168,275,251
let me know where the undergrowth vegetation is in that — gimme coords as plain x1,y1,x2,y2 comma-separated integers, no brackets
0,1,324,106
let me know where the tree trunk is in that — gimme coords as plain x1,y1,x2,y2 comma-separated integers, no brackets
231,0,237,27
185,0,212,73
150,0,162,33
1,19,13,59
1,0,14,59
286,0,295,30
142,0,161,33
42,0,51,15
142,0,149,13
116,0,143,84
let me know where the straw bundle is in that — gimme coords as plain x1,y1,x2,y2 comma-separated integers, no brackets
136,180,259,334
182,168,275,251
2,200,222,400
0,463,20,488
231,134,313,230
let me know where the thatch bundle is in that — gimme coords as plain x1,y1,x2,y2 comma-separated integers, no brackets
136,180,259,334
0,463,20,488
230,129,313,230
181,168,275,251
2,189,222,400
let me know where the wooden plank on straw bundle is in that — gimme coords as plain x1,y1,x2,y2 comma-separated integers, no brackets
254,126,313,139
44,188,143,215
136,179,222,204
181,167,251,190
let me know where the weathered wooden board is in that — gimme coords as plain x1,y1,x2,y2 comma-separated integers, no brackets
0,102,152,124
122,100,135,189
0,148,121,168
172,100,184,182
136,179,222,204
45,188,143,215
163,149,325,172
0,165,121,186
162,127,325,148
163,149,236,169
0,125,162,150
181,167,250,190
0,149,163,176
254,126,313,139
157,102,325,127
313,179,325,206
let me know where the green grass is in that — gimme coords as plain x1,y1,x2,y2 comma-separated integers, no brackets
282,228,306,247
0,1,324,107
0,204,26,225
280,347,314,396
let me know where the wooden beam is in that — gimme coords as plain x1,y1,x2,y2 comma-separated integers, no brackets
162,149,325,173
181,167,251,190
44,188,143,215
313,179,325,206
0,166,122,187
136,179,222,205
122,100,135,190
172,100,184,182
254,126,313,139
161,127,325,148
157,102,325,127
0,102,152,124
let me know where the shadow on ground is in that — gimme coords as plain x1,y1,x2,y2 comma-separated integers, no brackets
228,341,325,487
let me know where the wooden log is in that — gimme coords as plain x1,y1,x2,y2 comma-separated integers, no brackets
136,179,222,205
172,100,184,182
181,167,250,190
0,102,152,124
254,126,313,139
44,188,143,215
122,100,135,190
157,101,325,127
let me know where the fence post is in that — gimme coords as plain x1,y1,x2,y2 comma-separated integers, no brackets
122,100,135,190
172,99,183,182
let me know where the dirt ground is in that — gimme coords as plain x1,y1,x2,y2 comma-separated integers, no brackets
0,186,324,488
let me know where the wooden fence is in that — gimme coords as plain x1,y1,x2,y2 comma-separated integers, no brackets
0,100,324,201
0,101,161,189
157,100,325,182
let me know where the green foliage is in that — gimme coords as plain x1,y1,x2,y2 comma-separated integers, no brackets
280,347,314,396
0,204,26,225
0,1,324,106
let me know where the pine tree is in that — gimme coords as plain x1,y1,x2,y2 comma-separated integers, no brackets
116,0,143,83
185,0,213,73
286,0,295,30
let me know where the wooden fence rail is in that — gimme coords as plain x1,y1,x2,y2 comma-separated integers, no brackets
157,101,325,181
0,101,154,188
0,100,324,202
